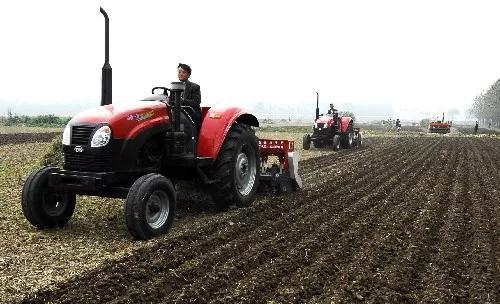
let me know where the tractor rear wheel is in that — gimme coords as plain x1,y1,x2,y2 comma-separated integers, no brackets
341,124,354,148
356,132,362,147
22,166,76,228
125,173,176,240
302,134,311,150
211,123,260,210
332,135,341,151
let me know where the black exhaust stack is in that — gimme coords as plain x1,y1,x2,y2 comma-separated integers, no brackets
315,92,319,120
100,7,112,106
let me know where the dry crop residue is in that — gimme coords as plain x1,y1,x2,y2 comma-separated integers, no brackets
18,137,499,304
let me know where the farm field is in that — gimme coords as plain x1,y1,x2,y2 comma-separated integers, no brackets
0,128,499,303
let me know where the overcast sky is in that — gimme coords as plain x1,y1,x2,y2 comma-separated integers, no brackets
1,0,500,118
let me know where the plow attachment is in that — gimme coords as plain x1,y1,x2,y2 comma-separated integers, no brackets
258,139,302,194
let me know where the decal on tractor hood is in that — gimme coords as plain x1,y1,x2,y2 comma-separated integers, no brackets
126,110,155,122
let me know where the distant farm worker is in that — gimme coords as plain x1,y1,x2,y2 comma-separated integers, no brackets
177,63,202,133
474,121,479,134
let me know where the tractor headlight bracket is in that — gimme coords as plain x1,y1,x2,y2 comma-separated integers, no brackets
91,126,112,147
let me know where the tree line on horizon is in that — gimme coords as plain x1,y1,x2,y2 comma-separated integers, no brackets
470,78,500,126
0,109,70,127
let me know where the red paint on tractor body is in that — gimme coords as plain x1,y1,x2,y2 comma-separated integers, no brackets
70,102,254,160
197,107,254,159
70,101,169,139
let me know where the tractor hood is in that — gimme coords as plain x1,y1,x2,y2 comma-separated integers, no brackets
69,101,169,139
315,115,333,125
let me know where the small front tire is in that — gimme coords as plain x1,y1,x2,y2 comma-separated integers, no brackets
302,134,311,150
125,174,176,240
21,166,76,229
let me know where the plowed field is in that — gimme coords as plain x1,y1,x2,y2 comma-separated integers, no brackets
16,136,499,304
0,132,59,145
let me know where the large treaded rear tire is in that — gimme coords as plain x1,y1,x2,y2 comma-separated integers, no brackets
341,124,354,148
125,173,176,240
21,166,76,228
211,123,260,211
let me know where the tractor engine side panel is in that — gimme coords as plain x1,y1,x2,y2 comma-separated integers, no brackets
197,107,259,159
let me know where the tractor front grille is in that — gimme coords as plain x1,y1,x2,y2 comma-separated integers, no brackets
316,123,325,129
64,150,113,172
71,125,95,145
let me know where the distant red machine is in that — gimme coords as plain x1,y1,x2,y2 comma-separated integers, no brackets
429,113,451,134
303,93,361,150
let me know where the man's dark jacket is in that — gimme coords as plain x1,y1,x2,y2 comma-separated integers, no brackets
182,80,201,111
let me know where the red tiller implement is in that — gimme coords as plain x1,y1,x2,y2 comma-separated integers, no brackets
258,139,302,194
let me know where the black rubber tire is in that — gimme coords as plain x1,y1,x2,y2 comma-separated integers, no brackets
332,135,341,151
356,133,362,147
341,124,354,149
211,123,260,211
125,173,176,240
21,166,76,229
302,134,311,150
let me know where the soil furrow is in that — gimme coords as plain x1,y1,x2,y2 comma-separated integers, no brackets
465,139,500,303
413,139,472,303
349,140,461,303
270,139,451,303
262,139,450,302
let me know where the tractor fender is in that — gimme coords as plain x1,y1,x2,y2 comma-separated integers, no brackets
340,117,353,133
197,107,259,159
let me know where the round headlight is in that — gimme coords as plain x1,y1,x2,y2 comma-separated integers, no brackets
62,124,71,146
91,126,112,147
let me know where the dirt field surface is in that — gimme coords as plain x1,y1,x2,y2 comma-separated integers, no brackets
0,132,59,145
7,135,497,304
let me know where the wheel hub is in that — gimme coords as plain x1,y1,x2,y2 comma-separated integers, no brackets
235,147,256,196
145,190,170,230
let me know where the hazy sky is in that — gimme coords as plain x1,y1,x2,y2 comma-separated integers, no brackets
1,0,500,118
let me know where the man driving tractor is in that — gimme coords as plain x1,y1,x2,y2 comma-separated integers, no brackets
177,63,202,133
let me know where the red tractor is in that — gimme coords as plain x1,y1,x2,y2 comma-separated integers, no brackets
21,8,301,240
428,112,451,134
302,93,361,150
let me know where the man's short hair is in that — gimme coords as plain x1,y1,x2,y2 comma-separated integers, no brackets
178,63,192,75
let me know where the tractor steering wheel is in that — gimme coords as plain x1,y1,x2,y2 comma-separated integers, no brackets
151,87,171,95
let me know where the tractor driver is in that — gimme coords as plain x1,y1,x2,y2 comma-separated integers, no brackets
177,63,202,134
327,103,339,127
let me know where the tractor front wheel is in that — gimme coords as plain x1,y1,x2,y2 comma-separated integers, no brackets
211,123,260,210
22,166,76,228
302,134,311,150
125,174,176,240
